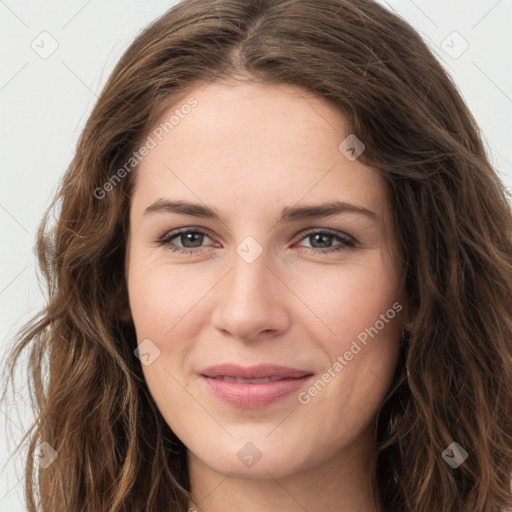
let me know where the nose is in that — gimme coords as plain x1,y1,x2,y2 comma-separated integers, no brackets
210,246,290,342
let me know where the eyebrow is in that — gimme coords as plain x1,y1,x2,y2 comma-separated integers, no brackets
143,199,378,223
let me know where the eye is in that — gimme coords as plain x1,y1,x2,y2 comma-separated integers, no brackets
294,229,356,254
157,227,356,255
158,228,217,254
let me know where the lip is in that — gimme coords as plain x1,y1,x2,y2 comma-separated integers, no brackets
199,364,314,408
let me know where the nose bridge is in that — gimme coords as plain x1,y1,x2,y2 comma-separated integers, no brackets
211,239,288,340
226,243,272,308
221,230,270,295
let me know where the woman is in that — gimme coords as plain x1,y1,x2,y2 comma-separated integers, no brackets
2,0,512,510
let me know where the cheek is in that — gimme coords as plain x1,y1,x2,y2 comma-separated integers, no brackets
127,261,201,422
127,256,209,398
292,252,402,404
290,254,401,346
127,255,208,342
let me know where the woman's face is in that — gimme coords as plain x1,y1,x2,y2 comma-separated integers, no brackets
126,80,403,480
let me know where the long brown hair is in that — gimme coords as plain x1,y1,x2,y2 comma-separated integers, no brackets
2,0,512,510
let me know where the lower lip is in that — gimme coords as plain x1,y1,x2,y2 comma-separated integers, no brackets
201,375,314,408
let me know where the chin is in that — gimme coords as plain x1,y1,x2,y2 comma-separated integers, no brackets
188,438,308,479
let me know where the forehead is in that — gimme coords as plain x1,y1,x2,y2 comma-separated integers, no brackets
132,80,389,224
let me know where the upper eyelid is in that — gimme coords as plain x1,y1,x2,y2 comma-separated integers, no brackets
162,226,215,242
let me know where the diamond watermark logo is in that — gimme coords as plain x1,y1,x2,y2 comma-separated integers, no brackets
134,338,161,366
441,441,468,468
32,441,58,468
31,31,59,59
236,236,263,263
441,31,469,60
237,442,263,468
338,134,365,161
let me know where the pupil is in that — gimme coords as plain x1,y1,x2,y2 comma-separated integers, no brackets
183,233,203,247
312,233,331,248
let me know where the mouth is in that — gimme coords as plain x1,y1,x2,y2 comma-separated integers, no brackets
200,363,313,380
207,375,298,383
199,364,314,408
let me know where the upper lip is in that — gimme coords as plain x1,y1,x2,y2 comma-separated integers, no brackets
200,364,313,379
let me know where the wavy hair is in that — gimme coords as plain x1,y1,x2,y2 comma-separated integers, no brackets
2,0,512,510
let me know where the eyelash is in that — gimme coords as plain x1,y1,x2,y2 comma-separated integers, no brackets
157,227,356,255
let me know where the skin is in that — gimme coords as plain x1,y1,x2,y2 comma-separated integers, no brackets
125,78,404,512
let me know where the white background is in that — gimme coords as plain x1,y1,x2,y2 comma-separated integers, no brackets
1,1,511,510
